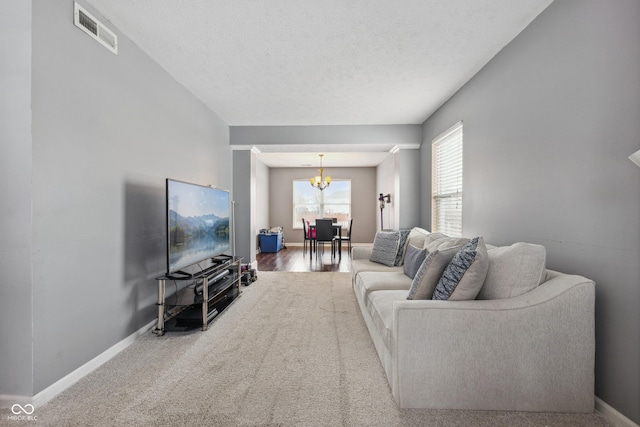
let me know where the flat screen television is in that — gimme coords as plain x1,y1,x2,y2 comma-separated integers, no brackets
166,179,231,275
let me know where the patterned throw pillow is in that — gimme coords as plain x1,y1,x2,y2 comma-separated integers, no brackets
394,228,412,266
369,230,401,267
433,237,489,301
403,244,427,279
407,246,461,300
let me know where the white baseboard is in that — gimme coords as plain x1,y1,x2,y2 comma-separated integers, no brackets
0,394,32,409
596,396,639,427
0,319,156,409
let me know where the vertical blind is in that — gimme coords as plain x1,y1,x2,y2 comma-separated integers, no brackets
432,121,463,237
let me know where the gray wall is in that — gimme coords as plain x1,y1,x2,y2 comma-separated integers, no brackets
398,149,420,228
420,0,640,423
269,167,377,244
232,150,257,264
0,0,34,397
255,158,270,239
374,149,420,231
1,0,232,397
376,155,398,230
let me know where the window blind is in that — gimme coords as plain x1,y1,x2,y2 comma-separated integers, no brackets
432,121,463,237
292,179,351,228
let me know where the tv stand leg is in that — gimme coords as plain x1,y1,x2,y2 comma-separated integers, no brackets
155,279,166,336
202,277,208,331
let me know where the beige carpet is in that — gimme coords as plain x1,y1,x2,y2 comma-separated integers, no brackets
6,272,611,426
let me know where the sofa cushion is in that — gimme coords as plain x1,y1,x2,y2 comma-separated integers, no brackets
424,234,469,252
403,244,427,279
352,258,404,276
423,233,450,251
367,290,409,352
477,242,546,300
370,230,401,266
406,245,462,300
406,227,431,248
433,237,489,301
397,227,431,265
355,271,412,304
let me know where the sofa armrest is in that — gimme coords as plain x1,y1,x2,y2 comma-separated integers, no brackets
391,273,595,412
352,246,372,260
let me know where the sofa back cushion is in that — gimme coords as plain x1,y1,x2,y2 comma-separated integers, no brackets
433,237,489,301
406,227,430,248
398,227,431,264
477,242,546,300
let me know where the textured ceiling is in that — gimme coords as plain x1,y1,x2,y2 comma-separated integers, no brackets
86,0,552,127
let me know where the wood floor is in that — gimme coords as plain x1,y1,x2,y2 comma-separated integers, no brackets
256,244,355,272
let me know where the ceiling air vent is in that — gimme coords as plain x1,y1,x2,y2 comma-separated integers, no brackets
73,2,118,55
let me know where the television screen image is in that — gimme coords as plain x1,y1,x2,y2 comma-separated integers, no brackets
166,179,230,274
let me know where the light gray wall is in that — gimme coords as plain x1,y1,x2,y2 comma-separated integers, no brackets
398,149,420,229
233,150,257,264
255,158,270,236
376,155,398,230
0,0,34,397
11,0,232,396
231,125,422,147
269,167,377,244
420,0,640,423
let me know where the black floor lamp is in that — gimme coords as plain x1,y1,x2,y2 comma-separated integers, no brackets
378,193,391,230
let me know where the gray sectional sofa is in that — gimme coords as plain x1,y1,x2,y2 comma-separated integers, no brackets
351,227,595,412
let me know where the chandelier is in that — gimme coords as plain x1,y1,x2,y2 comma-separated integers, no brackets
309,154,331,191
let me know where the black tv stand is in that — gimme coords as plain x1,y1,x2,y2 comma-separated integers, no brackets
166,270,193,279
153,256,242,336
194,270,229,295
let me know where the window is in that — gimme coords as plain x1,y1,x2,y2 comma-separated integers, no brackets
432,121,463,237
293,180,351,228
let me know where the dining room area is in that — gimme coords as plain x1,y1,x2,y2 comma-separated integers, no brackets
258,217,355,272
250,154,400,273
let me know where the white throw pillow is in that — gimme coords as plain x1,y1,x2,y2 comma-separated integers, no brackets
476,242,546,300
407,245,461,300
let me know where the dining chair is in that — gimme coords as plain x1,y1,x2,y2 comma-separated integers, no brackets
341,218,353,254
330,218,339,237
302,218,316,255
315,219,337,258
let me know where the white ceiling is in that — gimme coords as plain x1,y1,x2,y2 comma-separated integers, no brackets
85,0,553,166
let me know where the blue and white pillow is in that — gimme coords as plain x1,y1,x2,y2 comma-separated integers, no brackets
369,230,401,267
432,237,489,301
394,228,412,266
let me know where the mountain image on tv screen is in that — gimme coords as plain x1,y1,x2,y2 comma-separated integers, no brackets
167,179,230,273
